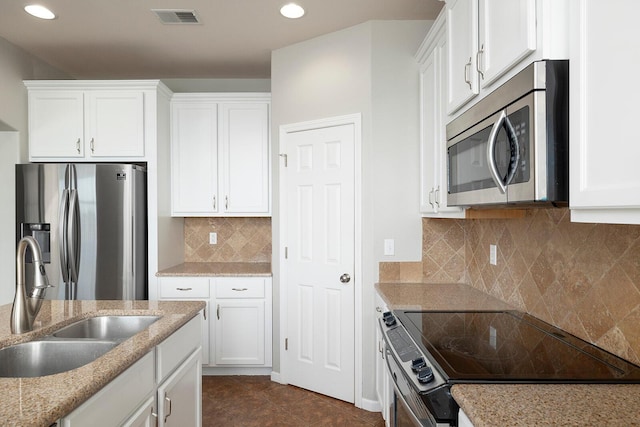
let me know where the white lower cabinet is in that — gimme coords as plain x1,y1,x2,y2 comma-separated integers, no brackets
158,276,272,370
61,314,202,427
123,396,155,427
157,348,202,427
158,277,211,365
375,292,392,425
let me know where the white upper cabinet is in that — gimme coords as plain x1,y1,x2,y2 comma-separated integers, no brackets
170,93,271,217
446,0,568,116
446,0,480,114
220,103,270,214
85,91,145,157
27,90,85,158
418,12,465,218
569,0,640,224
25,82,152,160
170,101,219,215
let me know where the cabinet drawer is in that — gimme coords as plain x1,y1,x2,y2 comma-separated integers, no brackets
215,277,265,298
159,277,210,298
156,314,201,382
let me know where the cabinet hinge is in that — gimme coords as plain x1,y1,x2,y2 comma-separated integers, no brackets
285,338,288,351
284,247,288,259
279,153,288,167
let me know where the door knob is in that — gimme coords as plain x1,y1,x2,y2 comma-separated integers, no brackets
340,273,351,283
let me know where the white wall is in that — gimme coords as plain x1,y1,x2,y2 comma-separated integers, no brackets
0,36,70,304
271,20,430,403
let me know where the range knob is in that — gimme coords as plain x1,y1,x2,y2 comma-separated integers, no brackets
383,312,396,326
411,357,427,372
417,366,434,384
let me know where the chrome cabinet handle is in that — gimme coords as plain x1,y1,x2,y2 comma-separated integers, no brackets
376,306,382,313
90,137,95,153
225,196,229,210
213,195,216,210
164,395,172,423
434,186,440,208
232,287,248,291
428,188,434,208
151,407,158,426
476,44,485,80
176,287,193,291
464,57,472,89
75,138,81,154
217,304,220,320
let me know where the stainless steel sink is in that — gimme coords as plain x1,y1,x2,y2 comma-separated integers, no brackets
0,340,117,377
52,315,161,340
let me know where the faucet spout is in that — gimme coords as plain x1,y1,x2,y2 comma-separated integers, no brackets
11,236,53,334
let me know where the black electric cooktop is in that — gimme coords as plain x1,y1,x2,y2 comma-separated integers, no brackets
395,310,640,383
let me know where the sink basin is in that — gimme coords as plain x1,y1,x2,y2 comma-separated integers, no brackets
0,340,117,377
52,315,161,340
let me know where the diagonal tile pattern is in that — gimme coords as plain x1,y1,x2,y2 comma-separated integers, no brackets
185,217,272,263
379,208,640,366
202,376,384,426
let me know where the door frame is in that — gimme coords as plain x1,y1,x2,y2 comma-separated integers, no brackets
278,113,363,407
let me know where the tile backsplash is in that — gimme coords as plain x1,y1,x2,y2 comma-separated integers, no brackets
184,217,271,263
380,209,640,365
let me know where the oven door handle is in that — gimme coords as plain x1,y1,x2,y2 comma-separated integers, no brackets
385,348,427,427
487,109,520,194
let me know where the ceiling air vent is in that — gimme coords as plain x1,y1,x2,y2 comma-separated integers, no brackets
152,9,200,24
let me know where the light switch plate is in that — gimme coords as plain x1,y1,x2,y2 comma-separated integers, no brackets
384,239,395,256
209,232,217,245
490,244,497,265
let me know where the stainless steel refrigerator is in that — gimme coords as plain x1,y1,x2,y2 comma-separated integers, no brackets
15,163,147,300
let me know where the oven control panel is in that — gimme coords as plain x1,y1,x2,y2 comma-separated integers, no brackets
379,312,446,393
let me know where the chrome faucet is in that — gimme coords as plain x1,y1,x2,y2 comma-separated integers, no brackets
11,236,52,334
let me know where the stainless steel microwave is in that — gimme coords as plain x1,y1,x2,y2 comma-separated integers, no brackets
446,60,569,207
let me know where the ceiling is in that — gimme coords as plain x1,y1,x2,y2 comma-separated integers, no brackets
0,0,444,79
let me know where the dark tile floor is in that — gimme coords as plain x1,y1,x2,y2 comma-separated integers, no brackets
202,375,385,427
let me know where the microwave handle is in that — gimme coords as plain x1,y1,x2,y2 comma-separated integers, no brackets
487,110,520,194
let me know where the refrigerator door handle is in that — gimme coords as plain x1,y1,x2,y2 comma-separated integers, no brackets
67,188,81,283
58,188,70,284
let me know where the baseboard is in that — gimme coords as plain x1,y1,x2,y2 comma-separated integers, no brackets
270,371,284,384
202,367,272,376
360,397,382,413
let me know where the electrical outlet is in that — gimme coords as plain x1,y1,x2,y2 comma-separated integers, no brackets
209,232,217,245
490,244,497,265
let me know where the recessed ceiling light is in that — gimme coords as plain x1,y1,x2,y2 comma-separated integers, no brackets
24,4,56,20
280,3,305,19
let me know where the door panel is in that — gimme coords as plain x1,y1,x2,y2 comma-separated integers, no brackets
283,123,355,403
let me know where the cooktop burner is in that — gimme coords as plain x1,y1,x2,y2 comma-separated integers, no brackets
396,310,640,382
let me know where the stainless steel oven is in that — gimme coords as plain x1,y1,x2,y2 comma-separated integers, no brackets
446,60,569,207
379,310,640,427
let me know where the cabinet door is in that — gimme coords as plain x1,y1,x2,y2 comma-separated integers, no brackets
220,102,270,215
569,0,640,224
122,396,156,427
447,0,479,114
28,90,84,158
171,102,219,215
478,0,536,87
420,48,439,214
85,91,145,157
158,348,202,427
214,299,265,365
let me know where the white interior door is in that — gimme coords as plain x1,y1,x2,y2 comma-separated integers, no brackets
282,122,355,402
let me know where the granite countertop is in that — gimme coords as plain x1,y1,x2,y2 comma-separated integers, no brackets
375,282,640,427
0,299,204,426
156,262,272,277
